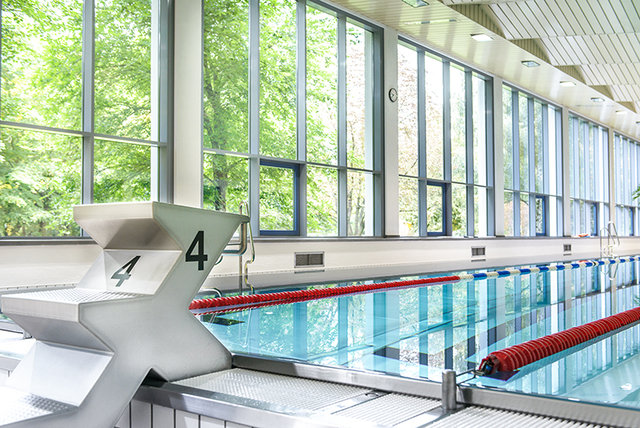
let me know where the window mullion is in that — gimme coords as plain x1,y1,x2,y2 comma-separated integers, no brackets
528,97,535,236
465,70,473,236
337,15,347,236
417,51,427,236
249,0,260,232
296,0,306,235
81,0,95,206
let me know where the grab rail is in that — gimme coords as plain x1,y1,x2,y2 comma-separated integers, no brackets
600,221,620,259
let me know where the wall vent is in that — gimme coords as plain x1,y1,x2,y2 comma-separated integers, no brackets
471,247,486,257
295,252,324,268
563,244,572,253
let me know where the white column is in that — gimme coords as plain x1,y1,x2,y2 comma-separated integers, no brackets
173,0,203,207
383,28,399,237
493,77,504,236
561,107,571,236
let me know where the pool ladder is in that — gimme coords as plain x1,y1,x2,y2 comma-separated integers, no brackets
220,202,256,294
600,221,620,259
600,221,620,280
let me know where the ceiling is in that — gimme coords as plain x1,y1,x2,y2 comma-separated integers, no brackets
330,0,640,139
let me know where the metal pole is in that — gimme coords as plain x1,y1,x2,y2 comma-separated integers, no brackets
442,369,457,412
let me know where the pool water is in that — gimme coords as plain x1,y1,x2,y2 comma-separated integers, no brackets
200,260,640,410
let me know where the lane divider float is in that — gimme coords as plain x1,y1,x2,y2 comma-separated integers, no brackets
477,305,640,375
190,256,640,316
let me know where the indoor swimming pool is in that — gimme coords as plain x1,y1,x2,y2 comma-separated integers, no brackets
199,259,640,412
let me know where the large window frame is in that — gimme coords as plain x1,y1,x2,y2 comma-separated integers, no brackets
503,85,563,237
397,39,494,238
0,0,171,238
568,114,609,236
202,0,383,238
614,133,639,236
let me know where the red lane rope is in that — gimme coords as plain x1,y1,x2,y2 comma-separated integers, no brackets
478,306,640,375
189,275,461,313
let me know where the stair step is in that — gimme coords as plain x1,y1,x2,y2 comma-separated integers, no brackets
0,387,75,426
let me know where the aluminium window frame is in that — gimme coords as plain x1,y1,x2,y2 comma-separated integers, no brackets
0,0,172,239
503,84,563,237
203,0,384,238
398,37,494,238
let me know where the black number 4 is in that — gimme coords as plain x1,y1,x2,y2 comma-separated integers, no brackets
111,256,141,287
186,231,208,271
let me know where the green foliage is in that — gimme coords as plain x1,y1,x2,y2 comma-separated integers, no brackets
1,0,153,236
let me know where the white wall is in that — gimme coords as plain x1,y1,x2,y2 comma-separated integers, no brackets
2,237,640,291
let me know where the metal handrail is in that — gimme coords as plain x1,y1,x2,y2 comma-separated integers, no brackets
600,221,620,259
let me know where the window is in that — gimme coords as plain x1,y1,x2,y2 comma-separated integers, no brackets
614,134,639,236
397,41,493,237
503,86,562,236
0,0,167,237
202,0,382,237
569,115,608,236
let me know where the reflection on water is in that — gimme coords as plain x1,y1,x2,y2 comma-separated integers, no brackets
201,261,640,409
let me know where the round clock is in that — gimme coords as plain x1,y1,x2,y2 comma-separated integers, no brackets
388,88,398,102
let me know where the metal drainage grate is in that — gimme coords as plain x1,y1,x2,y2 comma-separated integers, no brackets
176,369,369,411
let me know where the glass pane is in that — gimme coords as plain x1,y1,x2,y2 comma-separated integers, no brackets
452,184,466,236
474,186,487,236
548,106,557,196
473,75,486,185
535,196,545,235
0,127,81,236
307,166,338,236
347,171,373,236
425,54,443,179
503,87,513,189
95,0,151,139
259,0,296,159
534,101,543,193
399,177,419,236
450,65,466,183
519,94,529,191
306,6,338,165
504,190,514,236
1,0,82,129
203,0,249,152
578,120,585,199
549,196,558,236
346,23,372,170
398,44,418,176
94,140,150,203
203,154,248,212
260,165,295,230
427,184,443,233
520,193,529,236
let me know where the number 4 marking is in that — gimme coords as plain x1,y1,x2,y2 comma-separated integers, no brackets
186,231,208,271
111,256,141,287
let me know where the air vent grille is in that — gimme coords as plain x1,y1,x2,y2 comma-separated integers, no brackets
564,244,572,253
295,252,324,268
471,247,486,257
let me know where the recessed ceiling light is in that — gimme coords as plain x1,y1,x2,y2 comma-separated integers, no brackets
471,34,493,42
521,60,540,67
402,0,428,6
591,97,604,103
616,110,626,115
404,18,456,25
559,81,576,87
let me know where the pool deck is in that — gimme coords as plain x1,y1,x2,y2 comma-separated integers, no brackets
0,331,633,427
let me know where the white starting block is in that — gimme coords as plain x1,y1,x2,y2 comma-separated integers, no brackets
0,202,248,428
